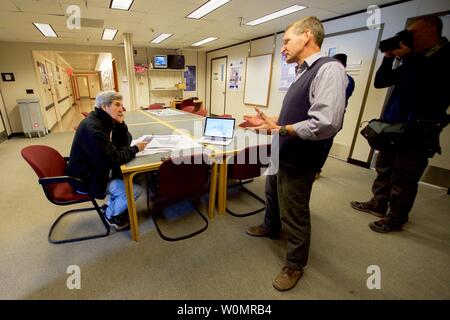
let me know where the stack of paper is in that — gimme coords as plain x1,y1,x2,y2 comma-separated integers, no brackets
133,135,202,157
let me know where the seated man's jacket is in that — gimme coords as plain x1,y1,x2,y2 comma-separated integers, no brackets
67,108,139,198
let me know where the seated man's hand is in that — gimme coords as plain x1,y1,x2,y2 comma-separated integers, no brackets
135,141,148,152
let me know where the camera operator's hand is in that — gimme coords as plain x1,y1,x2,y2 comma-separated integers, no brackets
384,42,411,58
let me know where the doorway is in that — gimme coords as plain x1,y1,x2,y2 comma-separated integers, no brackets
210,56,227,115
112,59,119,92
76,76,90,99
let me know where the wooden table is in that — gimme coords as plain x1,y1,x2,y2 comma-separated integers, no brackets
122,109,271,241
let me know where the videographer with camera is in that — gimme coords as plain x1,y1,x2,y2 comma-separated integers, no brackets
351,15,449,233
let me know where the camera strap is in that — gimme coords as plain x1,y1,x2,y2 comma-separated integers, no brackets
424,38,449,59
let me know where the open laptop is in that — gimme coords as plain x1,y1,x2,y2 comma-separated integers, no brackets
197,117,236,146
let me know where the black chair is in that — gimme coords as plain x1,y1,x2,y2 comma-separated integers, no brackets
226,145,271,217
21,145,110,244
146,154,211,241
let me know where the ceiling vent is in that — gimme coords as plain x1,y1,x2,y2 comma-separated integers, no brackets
80,18,104,29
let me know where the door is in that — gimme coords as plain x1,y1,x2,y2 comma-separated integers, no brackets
112,59,119,92
45,60,61,122
88,74,100,98
210,57,227,115
76,76,90,98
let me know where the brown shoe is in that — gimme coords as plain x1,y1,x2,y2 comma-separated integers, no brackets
272,266,303,291
246,224,280,239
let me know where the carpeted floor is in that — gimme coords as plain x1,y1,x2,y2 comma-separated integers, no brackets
0,131,449,300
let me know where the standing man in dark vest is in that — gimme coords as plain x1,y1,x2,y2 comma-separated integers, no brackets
244,16,348,291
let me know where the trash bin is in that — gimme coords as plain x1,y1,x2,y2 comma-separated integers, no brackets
17,98,47,138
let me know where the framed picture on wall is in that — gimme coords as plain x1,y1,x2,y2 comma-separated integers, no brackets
37,61,48,85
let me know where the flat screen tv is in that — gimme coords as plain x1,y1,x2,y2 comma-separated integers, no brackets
154,55,168,69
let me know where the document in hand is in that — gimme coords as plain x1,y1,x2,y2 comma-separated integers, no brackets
131,135,153,146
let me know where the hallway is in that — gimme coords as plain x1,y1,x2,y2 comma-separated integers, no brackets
51,98,94,133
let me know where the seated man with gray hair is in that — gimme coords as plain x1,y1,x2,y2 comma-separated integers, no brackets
68,90,148,231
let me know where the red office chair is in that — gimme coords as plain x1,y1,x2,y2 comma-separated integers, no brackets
226,145,271,217
219,114,233,118
182,106,195,113
194,108,207,117
180,98,195,109
146,154,211,241
148,103,163,110
21,145,110,244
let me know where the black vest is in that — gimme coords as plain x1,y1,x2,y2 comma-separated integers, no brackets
277,57,335,171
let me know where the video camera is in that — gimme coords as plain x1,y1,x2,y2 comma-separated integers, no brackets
379,30,413,52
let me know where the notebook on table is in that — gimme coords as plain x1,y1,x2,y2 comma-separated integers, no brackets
197,117,236,146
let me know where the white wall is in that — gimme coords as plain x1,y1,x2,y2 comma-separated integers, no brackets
0,41,129,133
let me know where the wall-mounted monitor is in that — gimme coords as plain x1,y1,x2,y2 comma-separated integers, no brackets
154,55,168,69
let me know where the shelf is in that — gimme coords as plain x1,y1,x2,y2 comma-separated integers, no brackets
149,68,185,72
150,88,183,91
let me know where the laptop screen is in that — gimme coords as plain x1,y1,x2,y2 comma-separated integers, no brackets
204,117,236,139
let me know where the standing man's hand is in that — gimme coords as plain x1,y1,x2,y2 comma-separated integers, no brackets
252,107,279,131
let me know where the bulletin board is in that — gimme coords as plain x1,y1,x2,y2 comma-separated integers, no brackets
243,54,273,107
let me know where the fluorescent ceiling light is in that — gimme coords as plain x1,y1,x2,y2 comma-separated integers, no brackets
245,5,307,26
33,23,58,37
192,37,218,47
102,28,118,41
109,0,134,10
186,0,230,19
151,33,173,44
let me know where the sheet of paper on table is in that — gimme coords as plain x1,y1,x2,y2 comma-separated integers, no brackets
132,134,202,157
148,109,185,116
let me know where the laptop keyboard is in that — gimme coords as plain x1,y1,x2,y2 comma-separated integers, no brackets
198,137,232,145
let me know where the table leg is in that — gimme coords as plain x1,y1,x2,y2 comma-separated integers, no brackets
208,162,218,218
217,162,228,215
124,172,140,241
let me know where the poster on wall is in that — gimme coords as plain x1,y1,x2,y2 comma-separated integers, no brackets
37,61,48,85
328,47,337,57
184,65,196,91
279,55,296,91
228,58,244,91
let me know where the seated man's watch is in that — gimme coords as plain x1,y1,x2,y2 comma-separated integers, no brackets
279,125,288,136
